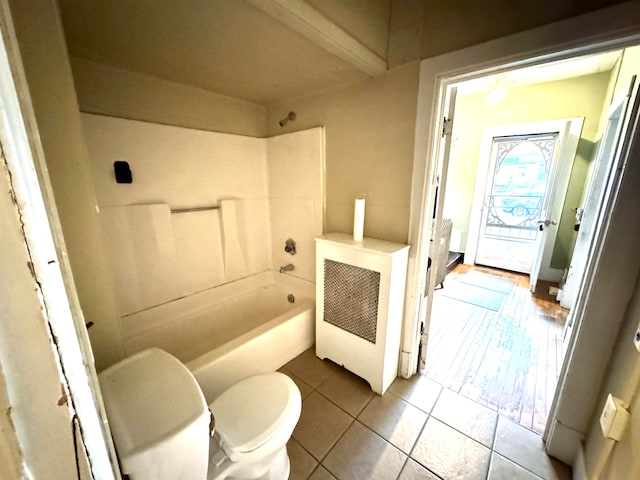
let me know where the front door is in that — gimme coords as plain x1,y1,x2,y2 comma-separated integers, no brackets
475,133,559,272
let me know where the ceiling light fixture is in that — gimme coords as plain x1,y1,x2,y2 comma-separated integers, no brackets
487,74,510,105
488,85,507,104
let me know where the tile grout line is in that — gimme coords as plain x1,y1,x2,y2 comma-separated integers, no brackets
490,451,546,480
492,415,547,480
483,411,501,480
295,367,419,477
289,350,549,480
294,363,361,477
397,384,446,479
314,382,376,419
317,416,356,479
402,413,442,480
312,375,385,475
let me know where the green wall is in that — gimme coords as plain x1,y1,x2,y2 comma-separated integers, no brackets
445,71,610,270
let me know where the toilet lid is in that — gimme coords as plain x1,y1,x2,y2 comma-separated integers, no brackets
210,372,300,454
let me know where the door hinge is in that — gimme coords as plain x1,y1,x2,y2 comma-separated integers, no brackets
442,117,453,137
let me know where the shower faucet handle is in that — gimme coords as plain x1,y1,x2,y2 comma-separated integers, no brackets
285,238,297,255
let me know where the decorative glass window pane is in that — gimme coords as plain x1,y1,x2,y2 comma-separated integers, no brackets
485,134,557,241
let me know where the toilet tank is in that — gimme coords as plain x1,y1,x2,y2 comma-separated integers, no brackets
99,348,210,480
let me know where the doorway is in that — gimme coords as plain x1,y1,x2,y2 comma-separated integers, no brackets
463,116,585,294
474,132,559,273
410,36,640,461
424,71,594,432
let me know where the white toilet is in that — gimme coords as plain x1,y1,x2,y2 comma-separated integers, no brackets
98,348,301,480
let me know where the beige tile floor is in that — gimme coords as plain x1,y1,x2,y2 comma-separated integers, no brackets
280,348,572,480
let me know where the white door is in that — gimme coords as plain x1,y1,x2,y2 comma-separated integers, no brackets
475,133,560,272
466,118,582,287
417,86,457,372
560,77,638,344
529,120,576,293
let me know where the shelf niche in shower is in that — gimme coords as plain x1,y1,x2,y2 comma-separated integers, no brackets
315,233,410,395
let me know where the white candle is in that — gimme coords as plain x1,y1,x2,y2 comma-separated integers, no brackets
353,198,365,242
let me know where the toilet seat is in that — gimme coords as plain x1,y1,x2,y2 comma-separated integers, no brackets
210,372,300,461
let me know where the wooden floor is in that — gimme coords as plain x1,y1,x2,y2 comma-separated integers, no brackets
424,264,568,434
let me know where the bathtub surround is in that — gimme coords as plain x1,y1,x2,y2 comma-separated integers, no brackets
82,113,268,208
82,114,324,382
267,128,325,283
99,201,272,315
172,209,225,293
99,204,180,313
220,199,252,281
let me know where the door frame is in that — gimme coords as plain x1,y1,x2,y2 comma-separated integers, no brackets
465,118,583,279
0,1,120,477
559,81,635,311
401,2,640,464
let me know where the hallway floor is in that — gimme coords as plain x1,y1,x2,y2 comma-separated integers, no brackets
426,264,567,434
281,348,571,480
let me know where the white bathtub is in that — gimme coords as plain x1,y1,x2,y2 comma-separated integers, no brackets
121,271,315,401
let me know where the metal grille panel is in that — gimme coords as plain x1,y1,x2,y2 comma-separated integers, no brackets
323,259,380,343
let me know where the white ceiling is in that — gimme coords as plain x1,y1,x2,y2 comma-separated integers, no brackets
58,1,622,107
58,0,381,105
457,50,621,96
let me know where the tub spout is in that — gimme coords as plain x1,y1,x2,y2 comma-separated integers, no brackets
279,264,295,273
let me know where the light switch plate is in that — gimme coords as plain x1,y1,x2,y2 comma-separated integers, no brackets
600,394,629,440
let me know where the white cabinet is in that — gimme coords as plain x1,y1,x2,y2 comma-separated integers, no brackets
315,233,410,394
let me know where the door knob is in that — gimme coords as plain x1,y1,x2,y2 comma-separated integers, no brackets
537,219,557,230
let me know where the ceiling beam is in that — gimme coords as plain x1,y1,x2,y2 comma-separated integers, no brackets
246,0,387,77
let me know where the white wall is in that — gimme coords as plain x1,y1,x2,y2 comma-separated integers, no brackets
0,84,90,480
71,57,267,137
595,274,640,478
0,152,87,480
0,371,22,478
9,0,124,373
267,61,419,245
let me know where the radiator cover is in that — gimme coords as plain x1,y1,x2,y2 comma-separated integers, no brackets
315,233,409,395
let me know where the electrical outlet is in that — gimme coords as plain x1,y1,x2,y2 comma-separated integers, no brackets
634,317,640,352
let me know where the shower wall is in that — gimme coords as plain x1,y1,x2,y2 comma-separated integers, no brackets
82,114,268,208
267,128,324,283
81,113,323,331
